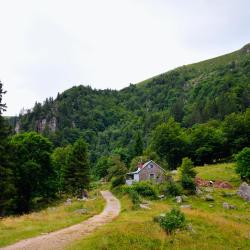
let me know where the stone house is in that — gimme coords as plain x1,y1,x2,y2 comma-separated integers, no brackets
126,160,167,185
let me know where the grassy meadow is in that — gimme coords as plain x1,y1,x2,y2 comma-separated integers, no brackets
0,190,104,247
68,163,250,250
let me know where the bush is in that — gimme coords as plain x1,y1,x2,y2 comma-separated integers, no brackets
132,181,158,198
236,147,250,182
164,181,182,197
111,176,125,188
157,208,186,234
181,175,196,194
179,158,196,193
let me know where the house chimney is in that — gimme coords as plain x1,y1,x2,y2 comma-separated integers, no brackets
137,162,143,170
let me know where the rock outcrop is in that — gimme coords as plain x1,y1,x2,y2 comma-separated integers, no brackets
237,182,250,201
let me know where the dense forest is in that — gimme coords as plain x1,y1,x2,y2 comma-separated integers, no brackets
2,44,250,215
14,44,250,165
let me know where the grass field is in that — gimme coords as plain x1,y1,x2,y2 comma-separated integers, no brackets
68,163,250,250
0,190,104,247
195,163,240,186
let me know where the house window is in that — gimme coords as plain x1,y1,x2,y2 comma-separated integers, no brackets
149,174,155,179
148,164,154,169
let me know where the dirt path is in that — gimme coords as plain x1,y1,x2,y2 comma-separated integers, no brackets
1,190,120,250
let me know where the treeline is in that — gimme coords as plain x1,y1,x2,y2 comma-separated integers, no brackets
14,44,250,166
0,82,90,216
92,108,250,182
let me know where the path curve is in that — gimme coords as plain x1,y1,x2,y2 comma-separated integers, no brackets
1,190,120,250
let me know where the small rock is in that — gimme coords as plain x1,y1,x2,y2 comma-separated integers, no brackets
223,202,236,209
65,198,72,205
205,194,214,201
176,196,182,203
209,204,214,208
187,224,196,233
140,204,151,210
158,195,165,199
180,204,192,209
74,208,88,214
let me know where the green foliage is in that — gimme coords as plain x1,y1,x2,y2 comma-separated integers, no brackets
236,147,250,182
151,118,188,169
127,189,140,207
14,45,250,169
180,157,196,193
132,132,143,158
131,181,158,198
107,155,128,181
157,208,186,234
129,155,149,171
93,156,112,179
0,82,15,216
188,122,226,165
10,132,55,213
51,145,72,193
164,181,183,197
63,138,90,196
111,176,125,188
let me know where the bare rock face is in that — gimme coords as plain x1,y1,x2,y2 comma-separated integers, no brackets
36,117,57,133
37,119,47,132
48,117,57,132
237,182,250,201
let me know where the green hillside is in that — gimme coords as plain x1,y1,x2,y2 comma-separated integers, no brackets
14,44,250,165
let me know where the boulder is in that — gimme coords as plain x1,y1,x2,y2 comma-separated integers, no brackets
176,196,182,203
237,182,250,201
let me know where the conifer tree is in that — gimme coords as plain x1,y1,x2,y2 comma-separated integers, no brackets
64,138,90,196
0,82,15,216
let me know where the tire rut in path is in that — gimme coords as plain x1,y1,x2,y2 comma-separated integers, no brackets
1,190,120,250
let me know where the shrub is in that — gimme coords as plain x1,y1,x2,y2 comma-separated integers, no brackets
181,175,196,194
179,158,196,193
111,176,125,188
164,181,182,197
157,208,186,234
132,181,158,198
236,147,250,182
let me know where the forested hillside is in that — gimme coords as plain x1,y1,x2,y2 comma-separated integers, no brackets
14,44,250,166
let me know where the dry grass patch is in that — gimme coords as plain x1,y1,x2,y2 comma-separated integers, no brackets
0,191,104,247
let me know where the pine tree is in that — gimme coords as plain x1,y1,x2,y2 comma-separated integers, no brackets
0,82,15,216
64,138,90,196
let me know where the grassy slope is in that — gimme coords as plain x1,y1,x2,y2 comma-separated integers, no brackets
0,190,104,247
68,163,250,250
195,163,240,186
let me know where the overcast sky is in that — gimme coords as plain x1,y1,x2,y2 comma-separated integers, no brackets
1,0,250,116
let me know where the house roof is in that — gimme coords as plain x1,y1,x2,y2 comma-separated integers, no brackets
126,160,166,175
